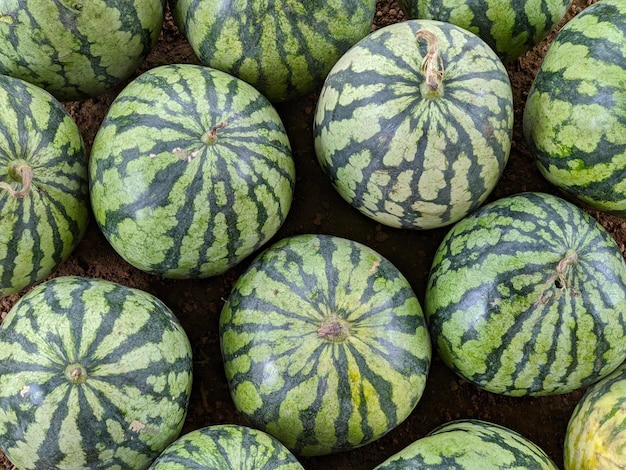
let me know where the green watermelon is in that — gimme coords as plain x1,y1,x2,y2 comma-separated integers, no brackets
89,63,295,279
0,0,165,101
149,424,304,469
523,0,626,215
0,75,88,297
564,361,626,469
314,19,513,230
0,276,193,469
170,0,376,102
220,234,431,456
425,192,626,396
374,419,558,469
398,0,572,62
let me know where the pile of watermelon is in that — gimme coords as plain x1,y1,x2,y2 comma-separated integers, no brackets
1,0,625,468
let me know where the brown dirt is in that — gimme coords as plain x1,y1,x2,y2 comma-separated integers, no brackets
1,0,618,468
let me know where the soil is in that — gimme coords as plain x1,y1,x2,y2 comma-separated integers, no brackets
1,0,620,468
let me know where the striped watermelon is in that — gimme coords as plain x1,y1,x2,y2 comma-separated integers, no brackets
374,419,558,469
219,234,431,456
0,276,193,469
313,19,513,230
0,0,165,101
523,0,626,215
170,0,376,102
149,424,304,469
564,361,626,469
425,192,626,396
89,64,295,279
398,0,572,62
0,75,88,297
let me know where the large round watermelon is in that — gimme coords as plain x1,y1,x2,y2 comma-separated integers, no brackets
0,0,165,101
398,0,572,62
0,75,88,297
89,63,295,279
0,276,193,469
523,0,626,215
170,0,376,102
149,424,304,469
564,361,626,469
219,234,431,456
314,19,513,230
374,419,558,469
425,192,626,396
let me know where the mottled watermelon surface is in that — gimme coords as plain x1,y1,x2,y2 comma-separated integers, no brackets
0,276,193,469
0,75,88,297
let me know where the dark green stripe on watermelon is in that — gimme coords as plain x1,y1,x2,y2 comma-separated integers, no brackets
0,75,88,297
0,276,193,470
425,192,626,396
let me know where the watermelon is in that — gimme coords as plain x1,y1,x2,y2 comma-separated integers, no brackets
219,234,431,456
170,0,376,102
425,192,626,396
0,0,165,101
0,276,193,469
89,63,295,279
313,19,513,230
0,75,88,297
564,361,626,469
398,0,573,62
523,0,626,215
149,424,304,469
374,419,558,469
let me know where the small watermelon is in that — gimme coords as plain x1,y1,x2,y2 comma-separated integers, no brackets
149,424,304,469
523,0,626,215
0,276,193,469
314,19,513,230
398,0,573,62
220,234,431,456
425,192,626,396
170,0,376,102
0,75,88,297
564,361,626,469
374,419,558,469
89,63,295,279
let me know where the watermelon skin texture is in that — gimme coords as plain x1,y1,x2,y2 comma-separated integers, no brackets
0,276,193,470
0,75,88,297
220,234,431,457
314,19,513,230
170,0,376,103
523,0,626,215
398,0,572,62
425,192,626,396
564,361,626,469
149,424,304,469
89,64,295,279
374,419,558,469
0,0,165,101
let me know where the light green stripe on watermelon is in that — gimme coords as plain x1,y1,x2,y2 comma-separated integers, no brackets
523,0,626,214
89,64,295,279
425,192,626,396
220,234,431,456
0,276,193,470
149,424,304,469
0,75,88,297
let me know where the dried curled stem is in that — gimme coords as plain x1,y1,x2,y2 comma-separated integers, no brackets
202,121,228,145
0,164,33,198
415,29,445,96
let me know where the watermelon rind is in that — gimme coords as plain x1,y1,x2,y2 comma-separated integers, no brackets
220,233,431,456
89,63,295,279
0,276,193,469
0,74,88,297
425,192,626,396
149,424,304,469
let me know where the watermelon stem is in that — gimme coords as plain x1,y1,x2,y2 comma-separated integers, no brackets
65,364,88,384
202,121,228,145
0,163,32,198
415,30,445,99
318,314,351,343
